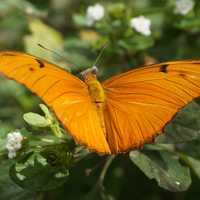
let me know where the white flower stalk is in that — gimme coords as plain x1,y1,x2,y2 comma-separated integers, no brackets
130,16,151,36
86,4,105,26
6,131,23,159
174,0,194,15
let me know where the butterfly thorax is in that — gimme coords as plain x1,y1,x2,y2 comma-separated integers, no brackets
82,67,105,103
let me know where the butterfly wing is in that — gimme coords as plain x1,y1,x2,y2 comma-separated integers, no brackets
102,60,200,153
0,51,110,153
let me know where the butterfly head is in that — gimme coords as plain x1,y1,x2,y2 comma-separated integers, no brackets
81,66,98,81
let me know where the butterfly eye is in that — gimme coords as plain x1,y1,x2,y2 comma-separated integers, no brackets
80,66,98,78
91,66,98,74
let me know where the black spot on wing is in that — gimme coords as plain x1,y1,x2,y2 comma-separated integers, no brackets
29,67,34,71
179,73,186,78
35,59,45,68
160,64,168,73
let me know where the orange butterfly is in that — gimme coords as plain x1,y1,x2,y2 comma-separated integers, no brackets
0,51,200,153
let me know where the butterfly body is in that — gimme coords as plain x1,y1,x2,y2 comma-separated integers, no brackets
82,67,107,140
83,69,105,104
1,51,200,153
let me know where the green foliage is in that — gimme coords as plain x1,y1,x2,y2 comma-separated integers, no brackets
157,102,200,143
23,112,51,128
1,0,200,199
130,150,191,192
0,161,35,200
10,151,70,191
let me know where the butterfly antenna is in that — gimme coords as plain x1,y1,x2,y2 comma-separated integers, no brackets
92,43,108,67
37,43,74,66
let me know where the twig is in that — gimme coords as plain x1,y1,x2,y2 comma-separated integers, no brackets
98,155,116,186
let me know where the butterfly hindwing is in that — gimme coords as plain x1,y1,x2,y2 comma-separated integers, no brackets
102,61,200,152
0,51,110,153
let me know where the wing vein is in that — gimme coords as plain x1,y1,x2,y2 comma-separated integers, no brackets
41,79,67,98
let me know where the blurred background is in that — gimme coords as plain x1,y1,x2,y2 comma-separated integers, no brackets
1,0,200,199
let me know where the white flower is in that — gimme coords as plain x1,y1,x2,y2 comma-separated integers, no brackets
6,131,23,159
130,16,151,36
86,4,105,26
174,0,194,15
8,151,17,159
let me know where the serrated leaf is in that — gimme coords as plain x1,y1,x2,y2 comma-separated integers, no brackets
23,112,51,128
129,150,191,192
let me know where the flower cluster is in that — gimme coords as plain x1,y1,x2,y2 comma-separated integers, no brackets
86,4,152,36
86,3,105,26
6,131,23,159
85,0,196,38
130,16,151,36
174,0,195,15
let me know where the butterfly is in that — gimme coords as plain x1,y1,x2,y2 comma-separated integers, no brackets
1,51,200,153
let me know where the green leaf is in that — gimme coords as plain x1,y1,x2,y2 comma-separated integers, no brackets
10,152,70,191
73,14,87,27
144,143,175,152
0,161,34,199
23,112,51,128
129,150,191,192
118,35,154,51
157,102,200,143
179,153,200,179
39,104,52,120
144,143,200,181
176,17,200,29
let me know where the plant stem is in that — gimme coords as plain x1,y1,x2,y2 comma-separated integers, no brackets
50,123,63,138
98,155,116,186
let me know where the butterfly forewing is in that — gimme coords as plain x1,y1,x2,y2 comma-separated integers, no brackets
0,51,110,153
102,61,200,152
